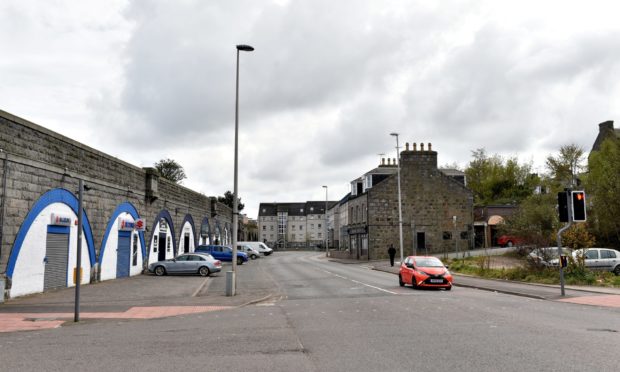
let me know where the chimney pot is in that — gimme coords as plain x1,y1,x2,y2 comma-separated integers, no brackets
428,143,432,151
382,158,385,165
405,142,410,151
420,143,425,151
413,143,417,151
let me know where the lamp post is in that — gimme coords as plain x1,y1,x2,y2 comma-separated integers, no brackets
228,43,254,297
322,185,328,257
390,132,404,265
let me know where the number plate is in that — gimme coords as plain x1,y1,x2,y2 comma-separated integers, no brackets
430,279,443,283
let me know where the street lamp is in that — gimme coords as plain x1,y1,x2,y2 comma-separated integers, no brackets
322,185,328,257
228,43,254,297
390,132,404,265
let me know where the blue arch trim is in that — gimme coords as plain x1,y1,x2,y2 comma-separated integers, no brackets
179,214,197,248
201,216,212,243
6,188,96,278
98,202,146,266
148,210,177,259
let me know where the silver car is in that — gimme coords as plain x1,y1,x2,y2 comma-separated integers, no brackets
573,248,620,275
236,244,260,260
148,252,222,277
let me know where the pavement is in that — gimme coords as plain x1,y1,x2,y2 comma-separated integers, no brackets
2,253,619,334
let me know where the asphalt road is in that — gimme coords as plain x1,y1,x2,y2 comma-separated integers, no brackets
1,251,618,371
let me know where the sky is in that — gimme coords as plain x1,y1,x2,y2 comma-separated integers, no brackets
1,0,619,218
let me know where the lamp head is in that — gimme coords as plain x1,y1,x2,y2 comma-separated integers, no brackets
390,132,399,137
322,185,327,189
236,44,254,52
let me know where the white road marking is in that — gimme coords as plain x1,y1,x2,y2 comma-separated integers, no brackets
319,267,398,294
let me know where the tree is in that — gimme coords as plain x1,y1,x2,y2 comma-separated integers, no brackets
154,158,187,184
464,148,538,205
545,144,584,187
218,190,245,211
586,137,620,246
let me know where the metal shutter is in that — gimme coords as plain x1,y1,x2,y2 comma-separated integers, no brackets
116,231,131,278
44,232,69,290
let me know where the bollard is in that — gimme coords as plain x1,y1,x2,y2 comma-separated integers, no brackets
225,271,235,296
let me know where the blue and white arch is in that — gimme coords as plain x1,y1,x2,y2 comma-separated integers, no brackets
213,219,222,244
98,202,146,281
198,217,211,245
178,214,197,254
148,210,176,264
223,222,230,244
6,189,96,298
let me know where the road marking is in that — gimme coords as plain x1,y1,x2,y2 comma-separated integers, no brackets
192,277,211,297
319,267,398,294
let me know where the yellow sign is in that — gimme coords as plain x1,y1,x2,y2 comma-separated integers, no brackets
73,267,83,284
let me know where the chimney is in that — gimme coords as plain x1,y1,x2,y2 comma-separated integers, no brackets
420,143,425,151
428,143,432,151
413,143,417,151
405,142,410,151
382,158,386,166
599,120,614,132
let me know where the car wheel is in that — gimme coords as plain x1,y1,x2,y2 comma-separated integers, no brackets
198,266,210,277
237,257,243,265
507,241,513,247
445,285,452,291
251,254,258,260
154,266,166,276
399,274,404,287
614,265,620,276
411,276,418,289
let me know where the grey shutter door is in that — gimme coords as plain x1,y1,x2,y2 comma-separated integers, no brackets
44,232,70,290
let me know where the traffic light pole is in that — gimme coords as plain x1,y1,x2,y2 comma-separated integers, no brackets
556,189,572,297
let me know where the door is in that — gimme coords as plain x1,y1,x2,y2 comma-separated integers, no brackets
184,233,190,253
158,233,166,261
116,231,131,278
44,226,70,291
417,232,426,255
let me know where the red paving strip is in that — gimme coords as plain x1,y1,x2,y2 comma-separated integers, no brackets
557,295,620,308
0,306,231,333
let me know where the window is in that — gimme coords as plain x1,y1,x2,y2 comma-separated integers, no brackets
292,225,296,229
311,224,314,229
443,232,452,240
318,224,322,229
601,250,616,259
585,250,599,260
153,237,158,252
318,233,322,238
263,226,266,230
270,225,274,231
292,234,296,240
176,255,189,261
300,226,303,230
167,236,171,252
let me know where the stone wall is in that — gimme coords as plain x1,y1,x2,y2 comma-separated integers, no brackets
0,110,231,290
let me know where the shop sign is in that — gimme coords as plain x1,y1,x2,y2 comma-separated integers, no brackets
118,218,135,231
50,213,72,226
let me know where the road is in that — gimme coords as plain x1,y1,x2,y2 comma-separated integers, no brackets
1,251,618,371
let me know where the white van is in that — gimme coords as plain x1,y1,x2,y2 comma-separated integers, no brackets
238,241,273,256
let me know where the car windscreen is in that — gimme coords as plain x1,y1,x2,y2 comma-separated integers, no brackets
414,258,444,267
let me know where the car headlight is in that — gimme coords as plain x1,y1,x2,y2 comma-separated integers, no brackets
443,270,451,276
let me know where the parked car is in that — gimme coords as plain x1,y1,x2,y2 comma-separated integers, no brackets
529,247,573,267
237,241,273,256
195,244,248,265
236,244,260,260
572,248,620,275
148,252,222,277
497,235,524,247
399,256,453,290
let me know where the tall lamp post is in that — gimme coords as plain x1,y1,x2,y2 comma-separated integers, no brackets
228,43,254,297
322,185,328,257
390,132,404,265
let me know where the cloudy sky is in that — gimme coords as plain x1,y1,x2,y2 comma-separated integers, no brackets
1,0,619,218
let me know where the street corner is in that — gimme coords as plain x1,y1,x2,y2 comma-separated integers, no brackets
557,294,620,308
0,313,65,333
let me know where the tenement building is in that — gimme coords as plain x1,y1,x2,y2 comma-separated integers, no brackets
258,201,337,249
332,142,474,261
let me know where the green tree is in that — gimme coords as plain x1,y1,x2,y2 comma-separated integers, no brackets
218,190,245,212
545,144,585,187
502,192,559,247
465,148,537,205
586,137,620,246
154,158,187,184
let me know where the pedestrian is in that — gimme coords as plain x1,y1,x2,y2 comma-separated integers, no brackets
388,244,396,267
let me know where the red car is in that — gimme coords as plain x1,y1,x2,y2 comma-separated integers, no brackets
399,256,452,290
497,235,523,247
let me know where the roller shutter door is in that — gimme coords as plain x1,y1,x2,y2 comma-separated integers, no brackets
44,231,69,290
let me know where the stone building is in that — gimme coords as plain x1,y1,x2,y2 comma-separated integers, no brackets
0,110,232,300
258,201,337,249
332,142,474,260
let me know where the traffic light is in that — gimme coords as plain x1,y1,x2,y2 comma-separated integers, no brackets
558,192,569,223
572,191,586,222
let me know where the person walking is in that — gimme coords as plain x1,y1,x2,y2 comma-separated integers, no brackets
388,244,396,267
